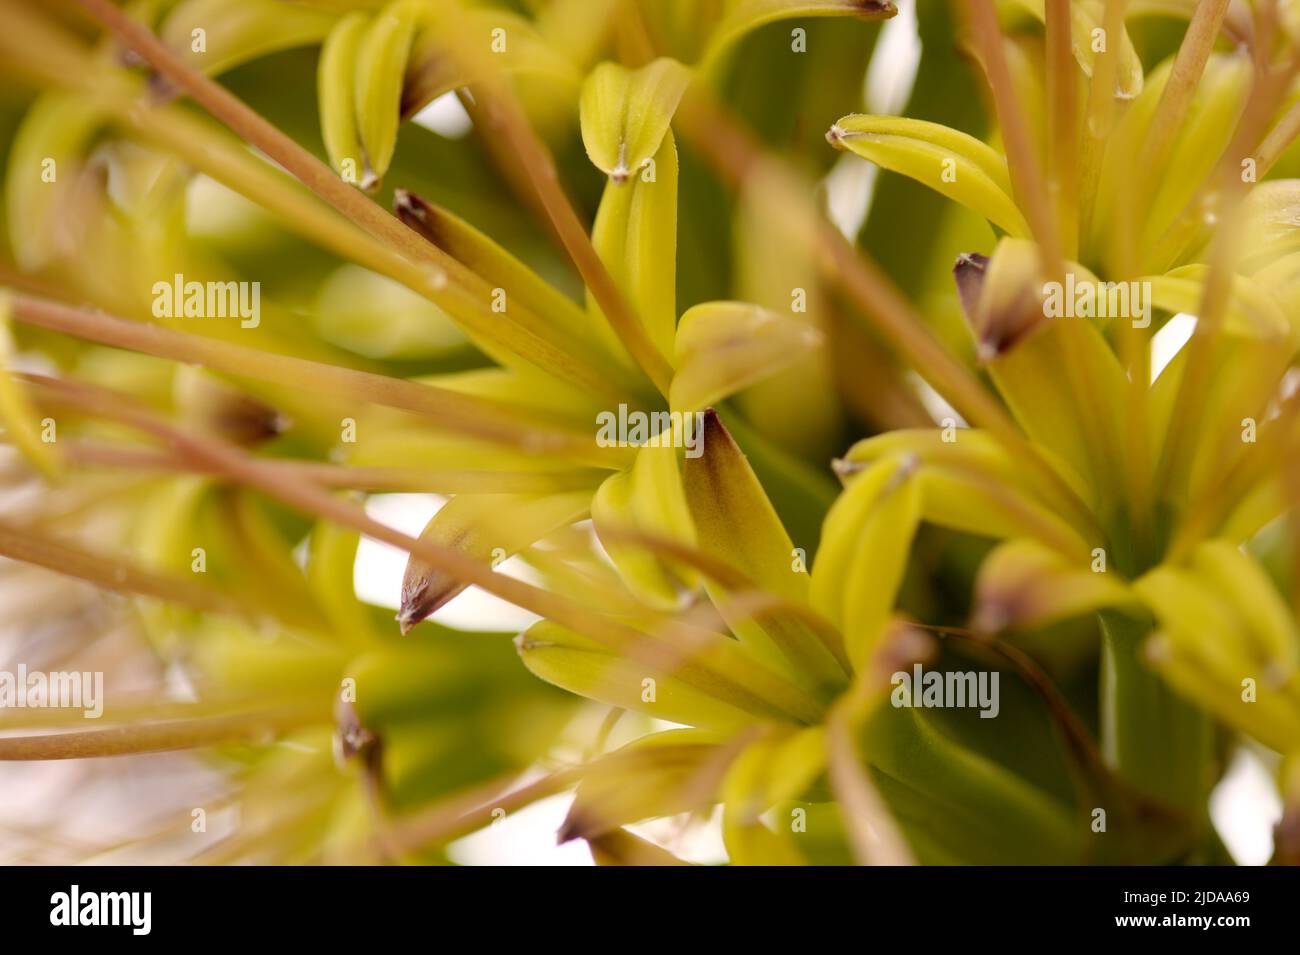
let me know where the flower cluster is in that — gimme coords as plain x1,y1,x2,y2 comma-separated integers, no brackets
0,0,1298,866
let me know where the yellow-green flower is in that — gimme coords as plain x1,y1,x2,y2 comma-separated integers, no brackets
2,0,1300,868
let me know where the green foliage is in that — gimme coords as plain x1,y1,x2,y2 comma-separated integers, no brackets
1,0,1299,867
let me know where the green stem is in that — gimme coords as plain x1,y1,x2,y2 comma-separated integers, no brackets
1099,609,1212,821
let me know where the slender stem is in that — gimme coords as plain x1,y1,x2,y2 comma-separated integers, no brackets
676,70,952,430
468,90,673,396
66,440,605,494
70,0,633,401
437,5,673,396
9,292,622,466
1094,0,1153,568
813,221,1015,433
381,767,584,853
1166,387,1300,560
967,0,1064,278
1116,326,1154,570
0,706,320,760
1139,0,1232,177
1044,0,1079,261
1078,0,1128,249
0,517,243,617
74,0,440,277
1154,195,1250,492
0,694,321,731
1137,92,1297,566
24,372,823,723
1143,43,1300,274
1256,97,1300,174
1147,49,1300,515
825,309,936,430
384,733,733,854
674,87,1104,545
967,7,1126,535
1116,0,1231,272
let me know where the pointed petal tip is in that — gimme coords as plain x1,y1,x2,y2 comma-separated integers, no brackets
395,607,419,635
396,579,440,635
953,252,990,328
869,620,936,688
399,564,466,634
332,698,377,767
954,251,989,271
555,816,582,844
393,186,429,223
831,457,865,479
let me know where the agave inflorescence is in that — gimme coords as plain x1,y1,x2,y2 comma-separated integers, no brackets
1,0,1299,866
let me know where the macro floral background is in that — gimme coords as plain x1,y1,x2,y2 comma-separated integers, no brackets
1,0,1298,865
